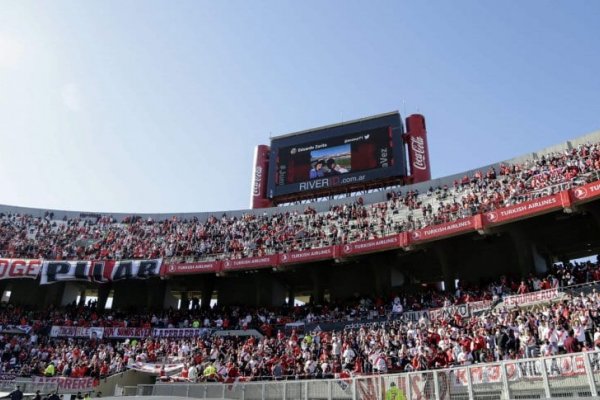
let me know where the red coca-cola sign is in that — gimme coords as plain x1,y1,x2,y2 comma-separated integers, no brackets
405,114,431,183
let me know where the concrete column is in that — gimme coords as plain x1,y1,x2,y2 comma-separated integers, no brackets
146,280,167,310
310,270,325,304
201,275,216,309
180,290,190,310
77,289,86,307
434,245,455,292
97,284,111,310
287,284,296,306
508,228,534,278
44,282,66,307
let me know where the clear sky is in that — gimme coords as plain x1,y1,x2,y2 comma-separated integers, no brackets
1,1,599,213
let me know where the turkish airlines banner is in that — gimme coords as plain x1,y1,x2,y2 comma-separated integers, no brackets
222,254,278,271
162,261,221,276
0,258,41,280
278,246,336,265
503,288,560,307
339,235,402,257
409,216,481,244
32,376,96,392
571,180,600,204
40,259,162,285
483,193,564,226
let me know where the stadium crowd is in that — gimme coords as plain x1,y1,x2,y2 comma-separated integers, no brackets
0,143,598,263
0,258,598,383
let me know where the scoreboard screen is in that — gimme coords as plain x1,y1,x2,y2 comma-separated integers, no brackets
267,112,406,198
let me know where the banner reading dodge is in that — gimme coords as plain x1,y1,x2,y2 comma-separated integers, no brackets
40,259,162,285
0,258,41,280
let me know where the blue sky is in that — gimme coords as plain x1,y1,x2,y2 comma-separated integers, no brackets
0,1,599,213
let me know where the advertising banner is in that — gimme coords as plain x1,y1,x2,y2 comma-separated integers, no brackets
404,114,431,183
0,258,41,280
409,216,481,244
483,193,564,226
278,246,336,265
222,254,278,272
571,180,600,204
339,235,402,257
503,288,560,307
250,144,273,209
40,259,162,285
162,261,221,276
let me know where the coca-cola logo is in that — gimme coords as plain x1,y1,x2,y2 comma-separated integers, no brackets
487,212,498,222
410,136,427,171
574,187,588,199
252,166,263,197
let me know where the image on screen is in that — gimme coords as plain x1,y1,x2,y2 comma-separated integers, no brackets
309,144,351,180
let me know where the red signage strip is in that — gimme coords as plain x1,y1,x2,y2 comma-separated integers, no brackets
483,193,563,226
279,246,337,265
162,261,221,276
571,180,600,204
339,235,402,257
0,258,41,280
222,254,278,271
409,215,481,244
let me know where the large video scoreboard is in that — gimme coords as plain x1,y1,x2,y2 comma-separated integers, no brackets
266,112,406,200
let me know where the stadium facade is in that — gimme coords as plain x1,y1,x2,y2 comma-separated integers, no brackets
0,118,599,310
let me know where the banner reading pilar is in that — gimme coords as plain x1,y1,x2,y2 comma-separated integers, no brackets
40,259,162,284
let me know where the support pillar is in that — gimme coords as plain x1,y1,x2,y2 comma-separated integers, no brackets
180,290,190,311
310,270,325,305
508,228,535,278
97,283,111,310
435,245,456,293
78,289,86,307
201,275,216,310
287,285,296,306
146,280,167,310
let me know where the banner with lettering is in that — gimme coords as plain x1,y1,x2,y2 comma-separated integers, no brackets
0,258,41,280
451,353,600,387
162,261,221,276
32,376,96,392
429,304,470,320
409,216,482,244
483,193,565,226
340,235,402,257
40,259,162,284
503,288,560,307
152,328,211,338
222,254,278,272
571,180,600,204
278,246,337,265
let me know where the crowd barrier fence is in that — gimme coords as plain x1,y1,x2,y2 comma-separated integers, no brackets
124,350,600,400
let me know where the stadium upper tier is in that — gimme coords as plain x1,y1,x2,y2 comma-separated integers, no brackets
1,130,599,263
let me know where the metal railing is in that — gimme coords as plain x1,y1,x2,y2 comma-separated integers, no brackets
126,350,600,399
